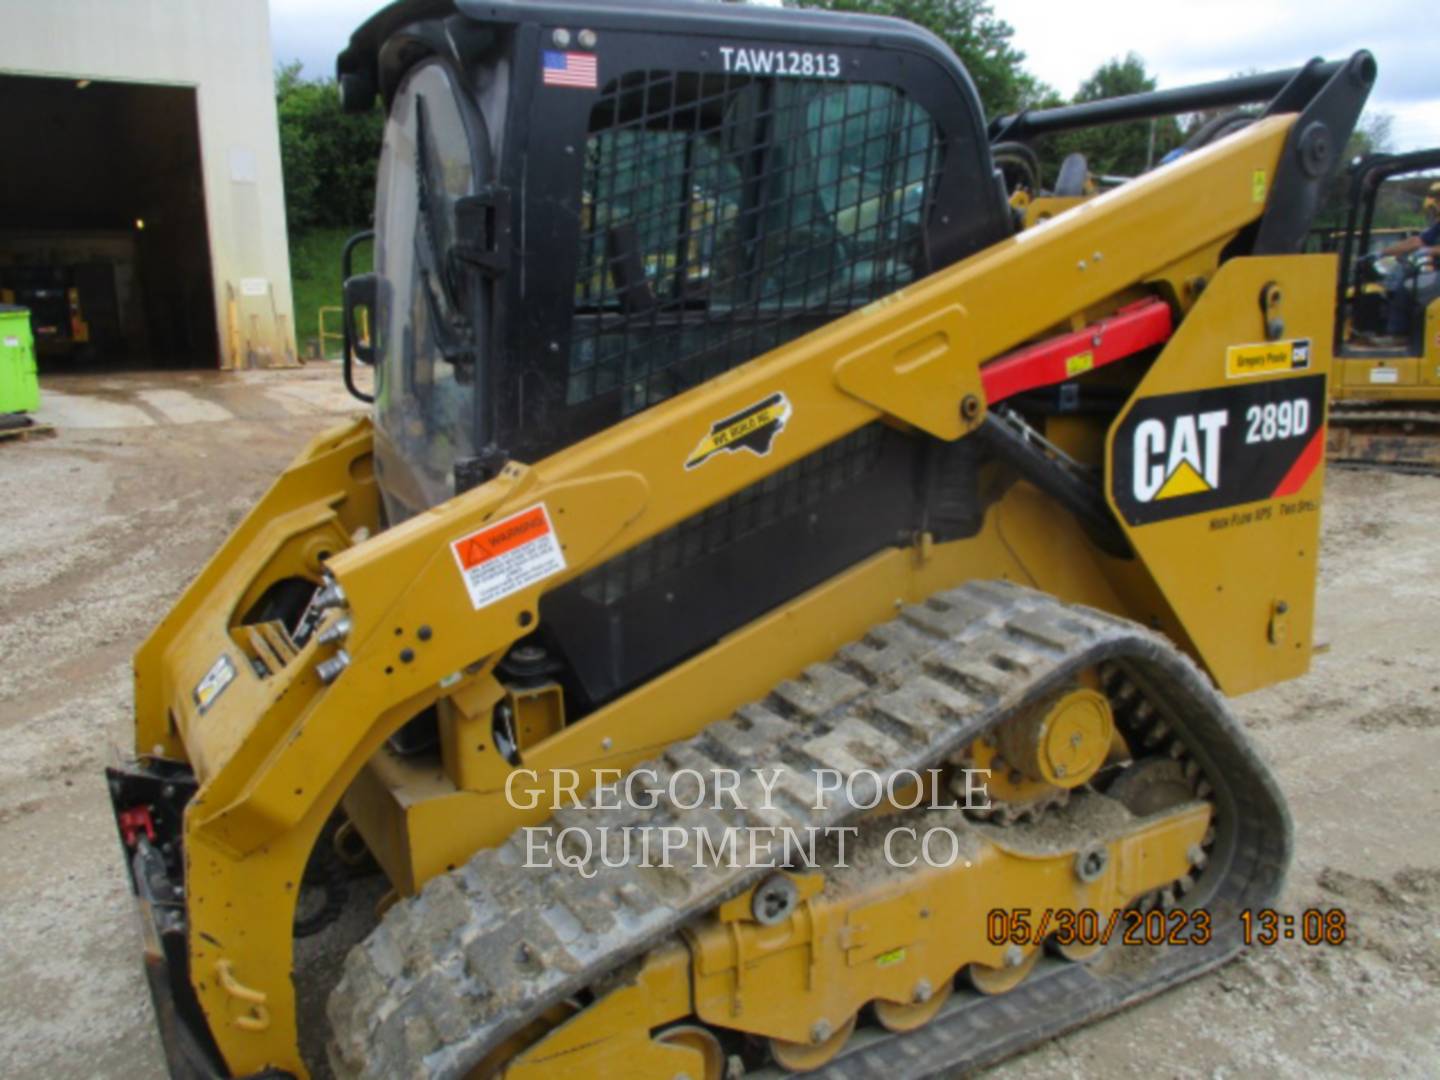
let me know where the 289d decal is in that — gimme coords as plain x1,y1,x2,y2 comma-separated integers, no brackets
1110,374,1326,526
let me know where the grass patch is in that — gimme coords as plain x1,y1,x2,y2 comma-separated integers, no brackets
289,227,372,360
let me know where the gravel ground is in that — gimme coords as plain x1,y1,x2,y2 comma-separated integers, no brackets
0,368,1437,1078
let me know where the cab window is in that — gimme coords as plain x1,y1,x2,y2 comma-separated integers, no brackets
372,60,479,518
567,74,938,413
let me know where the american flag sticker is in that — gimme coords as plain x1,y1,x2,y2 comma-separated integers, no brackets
542,50,597,89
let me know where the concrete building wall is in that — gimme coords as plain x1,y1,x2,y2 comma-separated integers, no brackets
0,0,296,368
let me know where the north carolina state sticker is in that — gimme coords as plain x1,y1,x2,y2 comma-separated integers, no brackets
450,504,567,610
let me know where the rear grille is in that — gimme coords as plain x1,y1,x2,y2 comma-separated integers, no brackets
577,424,885,606
567,70,939,414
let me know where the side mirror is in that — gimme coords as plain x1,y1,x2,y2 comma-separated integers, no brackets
341,229,376,404
343,273,377,366
337,67,377,115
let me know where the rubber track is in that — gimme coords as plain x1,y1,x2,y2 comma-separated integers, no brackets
327,581,1292,1079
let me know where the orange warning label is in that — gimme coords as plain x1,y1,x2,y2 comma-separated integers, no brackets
450,503,567,610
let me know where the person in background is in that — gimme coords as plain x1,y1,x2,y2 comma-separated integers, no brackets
1377,182,1440,339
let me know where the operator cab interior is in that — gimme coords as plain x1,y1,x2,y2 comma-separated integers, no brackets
1335,149,1440,358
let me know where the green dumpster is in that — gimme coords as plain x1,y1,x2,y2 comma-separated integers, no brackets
0,305,39,413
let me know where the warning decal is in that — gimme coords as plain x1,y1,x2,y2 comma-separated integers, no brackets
193,654,236,715
450,504,567,610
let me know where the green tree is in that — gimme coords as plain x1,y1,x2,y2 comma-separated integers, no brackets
795,0,1053,116
1349,111,1394,161
1314,109,1397,229
1048,53,1181,181
276,61,384,231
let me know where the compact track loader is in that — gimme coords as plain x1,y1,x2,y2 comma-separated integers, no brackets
1327,149,1440,469
105,1,1374,1076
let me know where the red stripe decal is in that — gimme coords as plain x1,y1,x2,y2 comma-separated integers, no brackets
979,298,1173,405
1272,426,1325,497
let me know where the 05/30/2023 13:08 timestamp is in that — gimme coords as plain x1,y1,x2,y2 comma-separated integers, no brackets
986,907,1349,948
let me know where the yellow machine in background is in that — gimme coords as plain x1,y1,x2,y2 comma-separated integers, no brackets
996,143,1097,228
1329,150,1440,468
103,2,1374,1076
0,271,91,357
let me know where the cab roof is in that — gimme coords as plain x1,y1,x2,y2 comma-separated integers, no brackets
337,0,970,112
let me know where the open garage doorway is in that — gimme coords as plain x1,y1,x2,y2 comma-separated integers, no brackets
0,73,218,370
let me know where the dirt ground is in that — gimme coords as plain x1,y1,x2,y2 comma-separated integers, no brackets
1,367,1437,1078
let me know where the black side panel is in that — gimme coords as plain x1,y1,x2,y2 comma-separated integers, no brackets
541,424,977,706
924,435,987,542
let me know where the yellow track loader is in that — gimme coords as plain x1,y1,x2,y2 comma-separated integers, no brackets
105,1,1374,1076
1327,149,1440,469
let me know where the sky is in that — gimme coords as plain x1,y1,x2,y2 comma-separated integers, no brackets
270,0,1438,150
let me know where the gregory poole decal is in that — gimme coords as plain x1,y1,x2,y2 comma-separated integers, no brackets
1111,374,1326,526
451,504,567,610
684,392,793,470
1225,337,1311,379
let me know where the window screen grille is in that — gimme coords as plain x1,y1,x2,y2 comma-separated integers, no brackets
567,71,939,413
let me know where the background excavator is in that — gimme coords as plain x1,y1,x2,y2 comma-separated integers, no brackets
104,1,1373,1076
1326,149,1440,469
